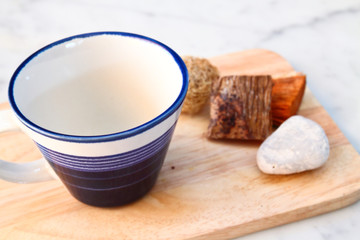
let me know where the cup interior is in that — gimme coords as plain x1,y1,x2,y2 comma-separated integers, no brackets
11,33,185,136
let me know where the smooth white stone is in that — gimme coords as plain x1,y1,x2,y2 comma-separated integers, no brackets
257,115,329,174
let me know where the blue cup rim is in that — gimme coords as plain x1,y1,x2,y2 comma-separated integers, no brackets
8,32,188,143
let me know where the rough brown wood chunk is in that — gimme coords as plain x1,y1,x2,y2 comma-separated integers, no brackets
207,75,273,140
271,73,306,126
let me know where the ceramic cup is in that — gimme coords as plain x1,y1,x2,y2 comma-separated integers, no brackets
0,32,188,207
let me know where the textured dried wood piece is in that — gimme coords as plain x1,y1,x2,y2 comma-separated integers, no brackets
208,75,273,140
271,73,306,126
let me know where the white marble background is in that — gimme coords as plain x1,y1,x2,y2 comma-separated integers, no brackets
1,0,360,239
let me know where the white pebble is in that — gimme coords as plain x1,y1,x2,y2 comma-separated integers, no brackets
257,115,329,174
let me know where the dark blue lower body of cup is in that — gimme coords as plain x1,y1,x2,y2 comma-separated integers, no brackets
36,126,175,207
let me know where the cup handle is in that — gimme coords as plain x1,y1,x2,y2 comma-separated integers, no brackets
0,109,54,183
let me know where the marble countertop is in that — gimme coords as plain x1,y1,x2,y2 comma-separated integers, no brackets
1,0,359,239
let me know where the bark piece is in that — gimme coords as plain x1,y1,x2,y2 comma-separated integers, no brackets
207,75,273,140
271,73,306,126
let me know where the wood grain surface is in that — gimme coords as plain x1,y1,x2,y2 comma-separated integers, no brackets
1,49,360,240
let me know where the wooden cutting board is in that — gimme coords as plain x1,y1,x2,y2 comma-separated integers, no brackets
1,49,360,240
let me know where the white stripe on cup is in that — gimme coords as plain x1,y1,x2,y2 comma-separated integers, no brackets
17,107,181,157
